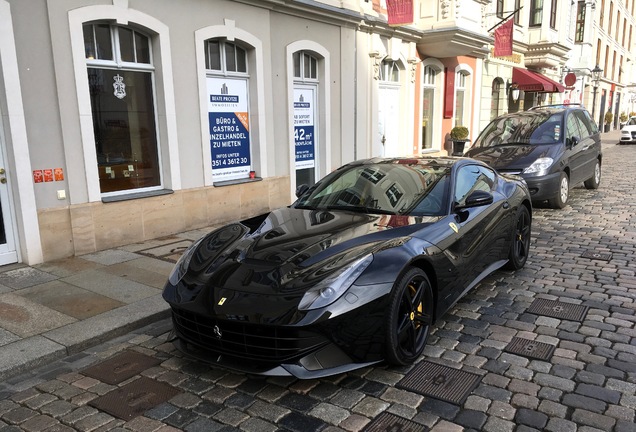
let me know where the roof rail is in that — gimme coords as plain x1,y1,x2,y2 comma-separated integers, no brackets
528,103,583,111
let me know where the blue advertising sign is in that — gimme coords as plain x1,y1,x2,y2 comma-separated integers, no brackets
208,78,251,182
293,88,316,170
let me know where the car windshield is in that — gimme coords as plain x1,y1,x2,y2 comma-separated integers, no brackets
628,118,636,126
295,162,451,216
474,112,564,147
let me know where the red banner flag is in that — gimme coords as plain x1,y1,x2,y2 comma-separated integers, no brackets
494,19,513,57
387,0,414,26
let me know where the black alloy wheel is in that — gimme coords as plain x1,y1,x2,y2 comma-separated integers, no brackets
385,267,433,365
504,205,531,270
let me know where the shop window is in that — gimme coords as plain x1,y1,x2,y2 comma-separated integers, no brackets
455,71,468,127
205,39,253,183
421,66,438,150
83,23,160,195
491,79,502,120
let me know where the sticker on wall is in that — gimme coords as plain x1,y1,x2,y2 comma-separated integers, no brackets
113,74,126,99
54,168,64,181
33,170,43,183
43,169,54,182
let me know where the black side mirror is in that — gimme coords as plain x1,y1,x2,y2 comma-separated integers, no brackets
295,184,309,198
567,136,580,148
455,190,493,211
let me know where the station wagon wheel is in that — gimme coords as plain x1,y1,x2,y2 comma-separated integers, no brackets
584,159,601,190
549,172,569,209
504,205,531,270
385,267,433,366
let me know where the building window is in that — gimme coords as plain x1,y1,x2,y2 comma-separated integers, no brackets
609,2,613,33
205,38,253,183
550,0,557,29
206,40,247,73
455,72,468,127
491,79,502,120
575,2,586,42
530,0,543,26
600,0,605,27
514,0,521,24
294,52,318,80
623,19,627,46
629,26,633,50
379,59,400,82
596,40,601,65
83,23,160,195
421,66,437,150
497,0,504,17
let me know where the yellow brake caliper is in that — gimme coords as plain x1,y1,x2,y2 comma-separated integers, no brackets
409,284,423,328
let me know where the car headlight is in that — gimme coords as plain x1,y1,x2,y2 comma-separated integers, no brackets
523,157,554,176
168,237,205,285
298,254,373,311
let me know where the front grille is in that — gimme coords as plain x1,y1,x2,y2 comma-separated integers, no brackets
171,308,329,363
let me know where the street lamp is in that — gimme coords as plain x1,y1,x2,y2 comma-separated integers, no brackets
591,64,603,125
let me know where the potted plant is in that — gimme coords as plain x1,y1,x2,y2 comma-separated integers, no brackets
604,111,613,132
620,111,628,127
450,126,470,155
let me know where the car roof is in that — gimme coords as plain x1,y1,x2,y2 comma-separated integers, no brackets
347,156,487,171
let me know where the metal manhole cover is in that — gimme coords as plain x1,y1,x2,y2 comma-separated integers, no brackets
82,351,162,385
527,298,588,322
363,412,428,432
396,361,481,405
89,377,181,421
581,250,612,261
504,337,556,361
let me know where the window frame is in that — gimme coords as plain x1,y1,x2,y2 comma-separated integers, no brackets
83,23,164,197
550,0,558,29
575,2,586,43
530,0,544,27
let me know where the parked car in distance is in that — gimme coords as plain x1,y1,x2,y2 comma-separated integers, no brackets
620,116,636,144
163,157,532,378
465,105,602,209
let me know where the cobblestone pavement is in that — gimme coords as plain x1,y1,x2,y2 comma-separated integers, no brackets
1,136,635,432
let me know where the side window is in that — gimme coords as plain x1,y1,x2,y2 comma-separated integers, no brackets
576,111,595,138
454,165,495,206
580,110,599,134
573,111,593,138
565,113,583,140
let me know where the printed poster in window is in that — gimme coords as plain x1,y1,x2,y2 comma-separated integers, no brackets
293,87,315,170
208,77,251,182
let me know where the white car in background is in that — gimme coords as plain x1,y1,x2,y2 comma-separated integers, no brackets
620,117,636,144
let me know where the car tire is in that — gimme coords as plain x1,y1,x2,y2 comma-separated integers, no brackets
584,159,601,190
385,267,433,366
503,205,531,270
548,172,569,209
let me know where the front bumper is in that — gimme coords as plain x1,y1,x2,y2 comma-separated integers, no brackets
620,131,636,143
522,171,562,202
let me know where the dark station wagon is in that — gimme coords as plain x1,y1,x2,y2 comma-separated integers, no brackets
465,105,602,208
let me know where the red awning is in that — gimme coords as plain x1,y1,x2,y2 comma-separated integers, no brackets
512,67,565,93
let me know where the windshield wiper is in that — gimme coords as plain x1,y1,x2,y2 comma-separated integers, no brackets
322,205,396,215
294,204,316,210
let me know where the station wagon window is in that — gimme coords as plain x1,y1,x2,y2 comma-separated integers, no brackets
83,23,160,195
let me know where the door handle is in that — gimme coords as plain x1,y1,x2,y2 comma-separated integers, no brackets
0,178,6,184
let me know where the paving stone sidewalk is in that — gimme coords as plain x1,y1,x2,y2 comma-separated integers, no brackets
0,129,634,432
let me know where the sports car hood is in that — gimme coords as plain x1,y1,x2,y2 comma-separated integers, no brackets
174,207,437,297
465,144,555,171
